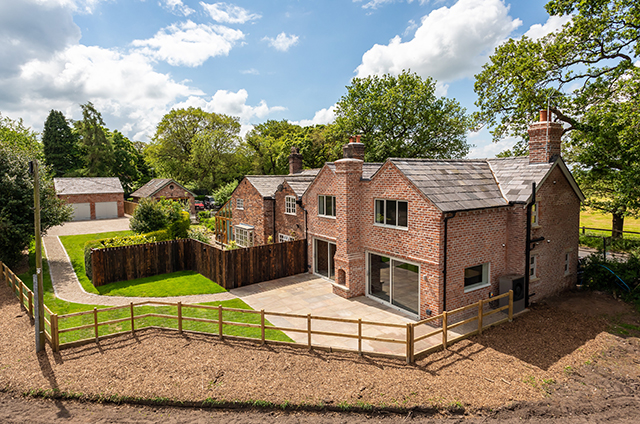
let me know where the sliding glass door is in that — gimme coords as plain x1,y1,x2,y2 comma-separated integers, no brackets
368,253,419,315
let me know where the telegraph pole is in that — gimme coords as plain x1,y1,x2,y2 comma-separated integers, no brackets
30,160,45,352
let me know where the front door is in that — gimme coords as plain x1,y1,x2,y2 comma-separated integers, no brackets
368,253,419,316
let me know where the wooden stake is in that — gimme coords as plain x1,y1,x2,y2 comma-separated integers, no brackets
218,305,223,338
94,307,98,340
358,318,362,356
478,299,484,335
51,314,59,352
307,314,312,350
28,291,33,318
442,311,448,350
178,302,182,334
508,290,514,322
130,302,135,334
260,309,265,345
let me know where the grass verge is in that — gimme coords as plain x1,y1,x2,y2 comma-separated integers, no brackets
96,270,226,297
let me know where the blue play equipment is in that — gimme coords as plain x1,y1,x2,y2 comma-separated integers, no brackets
599,264,631,292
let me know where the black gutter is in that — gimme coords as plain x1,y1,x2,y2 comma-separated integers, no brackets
524,182,535,308
442,211,457,312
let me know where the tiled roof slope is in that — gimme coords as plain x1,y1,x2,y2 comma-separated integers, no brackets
54,177,123,195
325,162,383,179
284,175,317,198
130,179,176,198
391,159,509,212
245,175,286,198
487,157,552,203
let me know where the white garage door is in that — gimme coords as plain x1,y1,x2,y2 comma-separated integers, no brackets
71,203,91,221
95,202,118,219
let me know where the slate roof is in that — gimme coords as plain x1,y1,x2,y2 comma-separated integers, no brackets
130,179,194,198
54,177,123,195
487,157,553,203
325,162,383,179
391,159,508,212
245,175,286,198
283,175,317,198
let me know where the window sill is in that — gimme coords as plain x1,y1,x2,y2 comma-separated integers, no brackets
285,212,297,216
464,282,491,293
330,281,349,291
236,208,244,211
532,224,542,230
318,215,336,219
530,277,540,283
373,223,409,231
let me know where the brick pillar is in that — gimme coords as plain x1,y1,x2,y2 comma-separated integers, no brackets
333,158,365,298
529,110,563,164
289,147,303,174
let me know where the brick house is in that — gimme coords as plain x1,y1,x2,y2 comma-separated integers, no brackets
301,111,584,319
130,178,196,214
54,177,125,221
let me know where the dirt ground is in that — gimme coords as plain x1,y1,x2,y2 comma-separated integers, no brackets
1,280,639,422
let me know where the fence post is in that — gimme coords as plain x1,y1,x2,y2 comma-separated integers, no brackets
130,302,135,334
11,273,16,295
478,299,484,335
358,318,362,356
406,323,414,364
51,314,59,352
260,309,265,345
508,290,514,322
94,307,99,340
582,226,585,234
307,314,312,350
178,302,182,334
218,305,223,339
442,311,448,350
28,291,33,318
19,278,24,309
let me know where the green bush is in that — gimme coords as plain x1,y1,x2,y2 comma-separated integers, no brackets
581,253,640,310
580,233,640,253
188,226,211,243
129,198,186,234
168,211,190,239
83,233,157,280
144,228,171,242
213,180,238,206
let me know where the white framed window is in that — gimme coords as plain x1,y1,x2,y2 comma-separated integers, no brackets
531,202,539,226
278,233,294,243
234,225,253,247
529,255,538,279
374,199,408,229
318,195,336,218
285,196,296,215
564,252,571,275
236,198,244,210
464,263,490,292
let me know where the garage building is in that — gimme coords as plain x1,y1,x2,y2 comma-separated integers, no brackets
54,177,125,221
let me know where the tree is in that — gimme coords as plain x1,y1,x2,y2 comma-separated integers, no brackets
129,198,186,235
212,180,238,206
42,110,81,177
0,116,72,267
109,130,140,194
244,120,303,175
473,0,640,230
146,107,244,192
75,102,114,176
334,71,471,162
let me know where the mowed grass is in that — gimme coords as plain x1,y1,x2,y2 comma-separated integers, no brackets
581,209,640,233
59,231,133,295
97,270,226,297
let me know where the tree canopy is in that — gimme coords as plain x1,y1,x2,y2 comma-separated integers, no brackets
334,71,471,162
74,102,114,176
42,110,81,177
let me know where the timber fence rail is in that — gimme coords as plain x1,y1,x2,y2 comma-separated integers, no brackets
91,238,307,289
123,201,138,215
580,226,640,237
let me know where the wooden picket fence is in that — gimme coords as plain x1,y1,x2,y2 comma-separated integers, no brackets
1,259,514,362
123,200,138,215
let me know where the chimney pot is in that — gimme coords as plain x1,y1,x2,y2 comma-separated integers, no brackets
539,110,548,122
349,136,354,143
355,135,362,143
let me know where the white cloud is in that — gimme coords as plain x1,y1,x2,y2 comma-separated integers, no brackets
131,20,244,67
467,133,518,158
262,32,299,52
524,15,572,40
172,89,286,123
240,68,259,75
295,105,337,127
353,0,431,9
160,0,195,17
200,2,261,24
355,0,522,82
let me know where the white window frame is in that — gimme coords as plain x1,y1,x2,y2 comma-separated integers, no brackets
234,225,253,247
236,198,244,210
318,195,336,218
463,263,491,293
285,196,296,215
531,202,539,227
278,233,294,243
374,199,408,229
529,255,538,280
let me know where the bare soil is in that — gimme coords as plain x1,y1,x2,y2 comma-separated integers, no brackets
1,283,639,422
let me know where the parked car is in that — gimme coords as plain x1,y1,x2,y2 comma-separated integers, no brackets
194,201,205,211
203,196,216,210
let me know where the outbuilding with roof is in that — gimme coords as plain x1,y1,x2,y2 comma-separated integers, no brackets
54,177,125,221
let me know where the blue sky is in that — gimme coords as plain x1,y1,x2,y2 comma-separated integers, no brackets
0,0,570,158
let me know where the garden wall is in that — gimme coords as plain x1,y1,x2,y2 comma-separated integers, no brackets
91,239,307,290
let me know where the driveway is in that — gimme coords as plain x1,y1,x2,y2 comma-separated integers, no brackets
46,217,132,236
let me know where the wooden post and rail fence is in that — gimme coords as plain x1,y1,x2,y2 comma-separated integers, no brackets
2,259,514,362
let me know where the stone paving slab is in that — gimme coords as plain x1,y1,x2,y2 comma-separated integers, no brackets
46,217,133,236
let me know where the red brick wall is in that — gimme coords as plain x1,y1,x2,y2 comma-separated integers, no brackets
231,179,271,245
528,165,580,300
528,121,563,164
274,181,304,241
58,193,124,219
151,184,195,214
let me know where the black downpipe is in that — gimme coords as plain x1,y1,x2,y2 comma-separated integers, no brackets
442,211,457,312
271,198,276,241
524,182,536,308
297,199,309,271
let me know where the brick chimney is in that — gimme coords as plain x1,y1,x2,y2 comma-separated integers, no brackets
288,146,303,174
342,135,365,161
528,110,563,163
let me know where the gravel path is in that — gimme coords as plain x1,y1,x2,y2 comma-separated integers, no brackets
42,232,236,307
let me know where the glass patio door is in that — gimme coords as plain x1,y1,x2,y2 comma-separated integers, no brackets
314,239,336,280
368,253,419,315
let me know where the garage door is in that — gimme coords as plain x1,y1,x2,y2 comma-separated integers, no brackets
95,202,118,219
71,203,91,221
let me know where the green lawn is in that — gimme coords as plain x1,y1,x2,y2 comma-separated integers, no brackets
97,270,226,297
580,209,640,233
59,231,133,295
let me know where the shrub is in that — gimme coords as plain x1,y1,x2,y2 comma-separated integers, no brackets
144,228,171,242
129,197,187,234
188,226,211,243
168,211,190,239
197,211,210,222
581,253,640,310
213,180,238,206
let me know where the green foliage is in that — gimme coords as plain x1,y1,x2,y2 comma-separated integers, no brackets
42,110,81,176
109,129,142,195
226,240,240,250
187,226,211,243
334,71,471,161
74,102,114,176
0,117,72,266
213,180,238,206
579,232,640,252
144,228,171,242
129,198,186,234
581,254,640,309
168,211,190,239
83,234,157,280
244,120,304,174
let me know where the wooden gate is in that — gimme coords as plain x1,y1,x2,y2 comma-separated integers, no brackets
214,201,233,244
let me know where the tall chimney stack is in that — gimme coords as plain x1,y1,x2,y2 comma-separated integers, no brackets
289,146,303,174
528,110,563,163
342,135,365,161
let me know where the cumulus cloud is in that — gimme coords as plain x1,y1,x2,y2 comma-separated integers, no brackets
172,89,286,123
467,132,517,158
263,32,299,52
295,105,337,127
524,14,572,40
200,2,261,24
240,68,260,75
161,0,195,16
355,0,522,82
131,20,244,67
353,0,430,9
